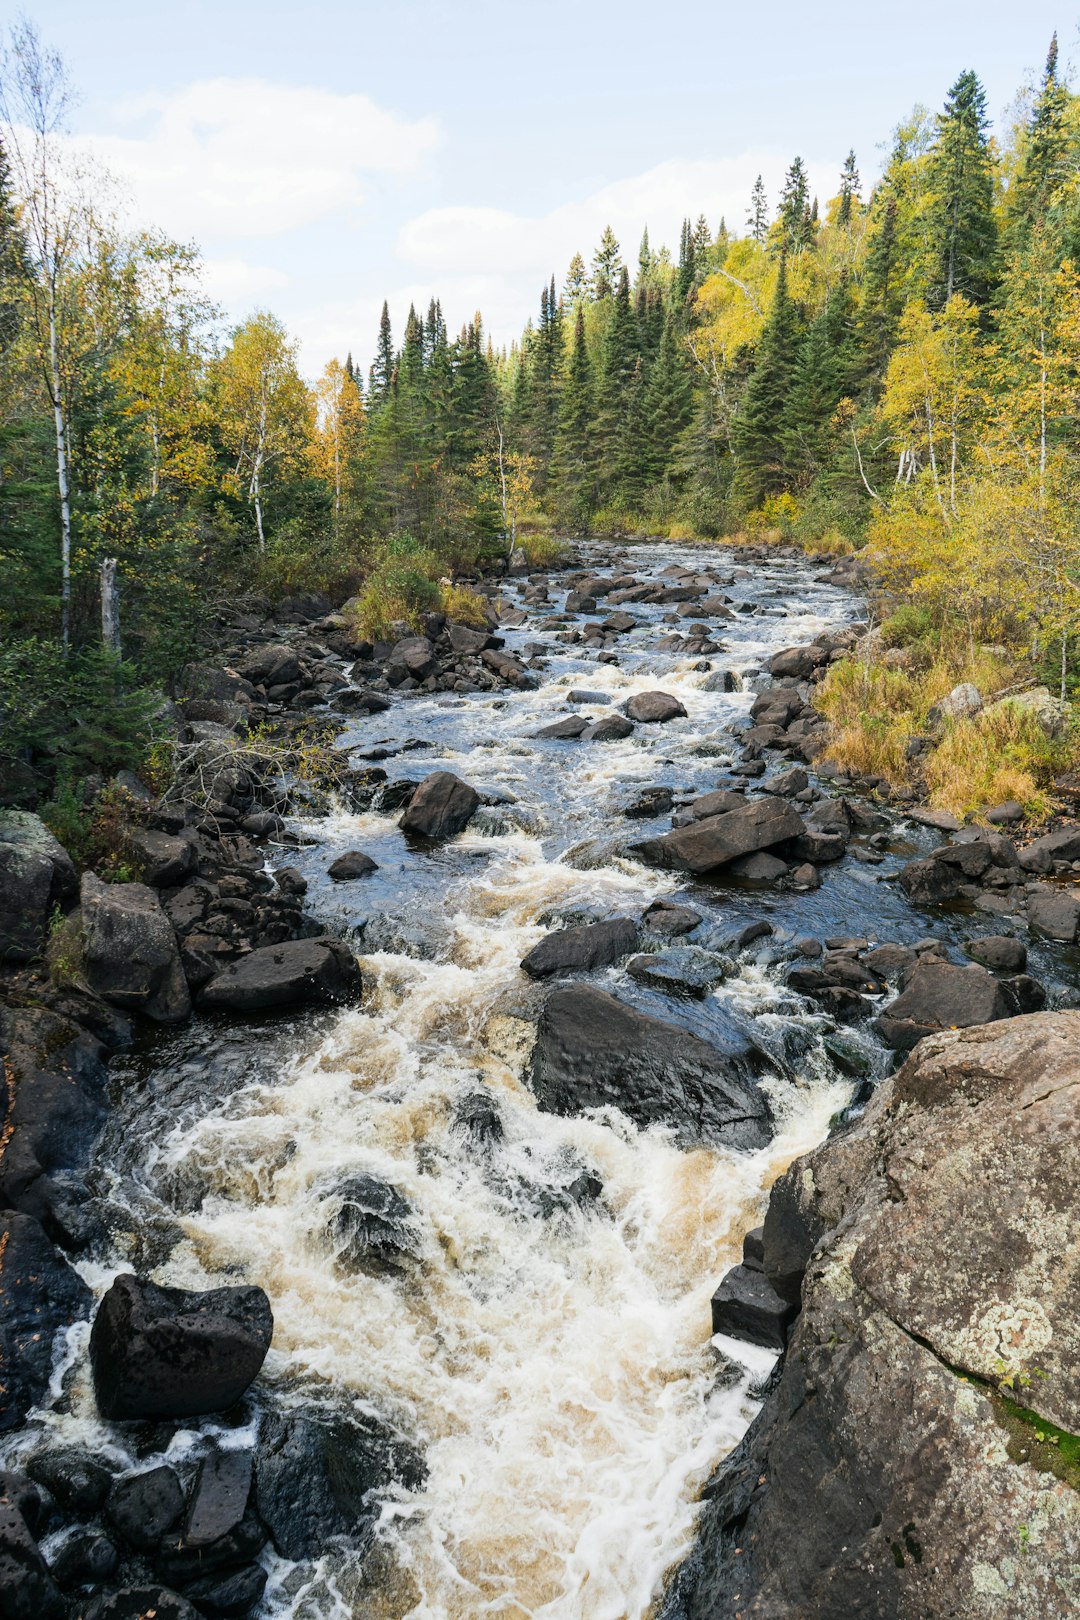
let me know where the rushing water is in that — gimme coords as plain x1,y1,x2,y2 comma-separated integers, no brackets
15,542,1004,1619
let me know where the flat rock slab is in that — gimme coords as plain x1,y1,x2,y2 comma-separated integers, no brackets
521,917,638,979
528,983,771,1149
633,797,804,875
198,938,361,1011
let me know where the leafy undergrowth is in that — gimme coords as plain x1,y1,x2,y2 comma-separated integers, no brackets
816,646,1076,818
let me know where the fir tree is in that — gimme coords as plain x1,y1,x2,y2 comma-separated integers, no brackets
1012,35,1072,234
777,157,812,254
595,265,639,491
734,253,800,501
591,225,622,300
837,150,861,227
615,355,648,506
637,227,653,287
369,300,395,406
564,252,587,305
551,307,595,521
747,176,769,244
782,309,842,483
0,135,29,356
642,314,693,485
860,189,901,378
927,70,998,307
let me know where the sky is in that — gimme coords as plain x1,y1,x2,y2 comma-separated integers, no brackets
14,0,1077,376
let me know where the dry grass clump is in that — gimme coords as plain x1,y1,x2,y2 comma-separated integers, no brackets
440,583,492,627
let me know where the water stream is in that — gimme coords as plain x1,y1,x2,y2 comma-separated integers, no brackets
15,542,1041,1620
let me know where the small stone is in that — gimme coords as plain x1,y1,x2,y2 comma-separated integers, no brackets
327,851,378,881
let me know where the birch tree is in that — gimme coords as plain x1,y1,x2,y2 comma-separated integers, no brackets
216,310,312,549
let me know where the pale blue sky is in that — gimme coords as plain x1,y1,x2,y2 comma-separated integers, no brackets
22,0,1077,372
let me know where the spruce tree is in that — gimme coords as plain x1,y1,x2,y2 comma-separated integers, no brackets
615,355,648,508
595,265,638,496
860,189,901,379
733,253,800,502
0,135,28,357
927,70,998,307
642,313,693,485
1012,35,1072,236
551,307,595,523
747,176,769,244
591,226,622,300
777,158,812,253
564,252,587,305
369,301,395,406
782,310,841,483
837,150,861,227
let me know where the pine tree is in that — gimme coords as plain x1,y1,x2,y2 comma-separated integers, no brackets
837,150,861,227
616,355,648,506
551,307,595,521
777,157,812,254
369,300,395,406
595,265,638,494
675,217,696,303
927,70,998,307
733,253,800,501
637,227,653,287
642,314,693,486
591,226,623,300
564,252,587,305
782,310,842,483
1012,35,1072,235
747,176,769,244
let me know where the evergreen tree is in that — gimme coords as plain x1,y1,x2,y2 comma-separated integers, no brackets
733,253,800,501
0,134,29,356
595,265,638,492
675,217,696,303
747,176,769,244
564,252,587,305
782,309,842,483
591,226,623,299
777,157,812,253
1012,35,1072,235
551,307,595,521
369,300,395,405
641,314,693,485
837,150,861,227
927,70,998,307
637,227,653,287
615,355,648,506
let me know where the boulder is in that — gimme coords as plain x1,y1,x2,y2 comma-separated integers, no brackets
0,1214,91,1431
1027,887,1080,941
255,1409,422,1562
327,850,378,881
446,622,491,654
622,786,675,819
89,1274,273,1421
0,812,78,962
520,917,638,979
198,938,361,1012
481,647,538,688
675,1014,1080,1620
632,797,803,875
239,643,300,687
581,714,634,742
1017,823,1080,871
876,960,1013,1051
387,635,437,682
896,854,964,905
687,789,747,822
938,681,983,719
966,935,1027,972
768,645,823,678
534,715,589,739
106,1465,185,1550
321,1174,418,1272
985,686,1068,738
622,691,687,723
710,1264,798,1351
80,874,191,1023
640,899,702,936
335,686,392,714
626,947,726,998
528,984,771,1149
399,771,480,838
181,1448,253,1548
82,1587,199,1620
0,1476,64,1620
129,829,197,887
25,1449,111,1514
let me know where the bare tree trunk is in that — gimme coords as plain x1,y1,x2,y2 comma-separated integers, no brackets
494,415,509,556
100,556,120,655
48,302,74,645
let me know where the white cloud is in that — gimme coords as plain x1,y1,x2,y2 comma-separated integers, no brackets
200,257,291,303
74,77,440,240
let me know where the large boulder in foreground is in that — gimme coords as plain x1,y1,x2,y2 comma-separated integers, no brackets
0,1214,91,1432
198,937,361,1012
90,1274,273,1421
399,771,480,839
528,984,770,1149
0,812,78,962
632,797,803,875
669,1013,1080,1620
520,917,638,978
81,873,190,1023
875,959,1013,1050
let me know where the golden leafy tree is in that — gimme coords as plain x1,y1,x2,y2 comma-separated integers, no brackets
216,311,313,548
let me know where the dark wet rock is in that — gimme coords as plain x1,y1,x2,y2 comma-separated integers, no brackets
622,786,675,819
327,850,378,881
1007,972,1048,1013
155,1508,265,1587
481,647,539,689
876,961,1013,1051
90,1275,273,1422
48,1529,118,1589
567,688,610,705
1027,887,1080,941
399,771,480,838
181,1450,253,1549
765,767,809,796
26,1449,112,1515
334,686,392,714
966,935,1027,972
686,789,747,822
272,865,307,897
767,644,826,679
446,621,492,654
534,715,588,739
699,670,738,693
710,1264,797,1351
632,797,803,876
322,1174,417,1271
0,811,79,961
0,1477,64,1620
451,1089,504,1149
728,851,788,883
255,1409,423,1562
581,714,634,742
743,1226,765,1271
106,1465,184,1551
674,1013,1080,1620
198,937,361,1011
520,917,638,979
896,854,964,905
239,643,300,686
528,984,771,1149
731,921,774,951
387,635,437,683
81,874,191,1024
626,947,726,998
1018,823,1080,871
179,1563,267,1618
80,1585,200,1620
622,691,687,724
0,1213,92,1431
129,830,197,887
640,899,702,937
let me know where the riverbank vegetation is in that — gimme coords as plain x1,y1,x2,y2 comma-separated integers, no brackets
3,22,1080,820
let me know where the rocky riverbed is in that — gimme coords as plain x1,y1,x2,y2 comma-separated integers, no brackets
1,539,1078,1620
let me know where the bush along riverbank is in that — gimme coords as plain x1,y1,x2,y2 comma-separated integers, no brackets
1,538,1079,1618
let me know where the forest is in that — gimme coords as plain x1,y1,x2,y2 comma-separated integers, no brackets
2,24,1080,816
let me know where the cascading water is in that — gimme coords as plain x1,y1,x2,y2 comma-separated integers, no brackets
13,543,918,1620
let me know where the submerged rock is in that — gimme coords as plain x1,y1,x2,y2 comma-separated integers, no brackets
90,1275,273,1421
520,917,638,979
626,947,727,998
321,1174,418,1271
528,984,771,1149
